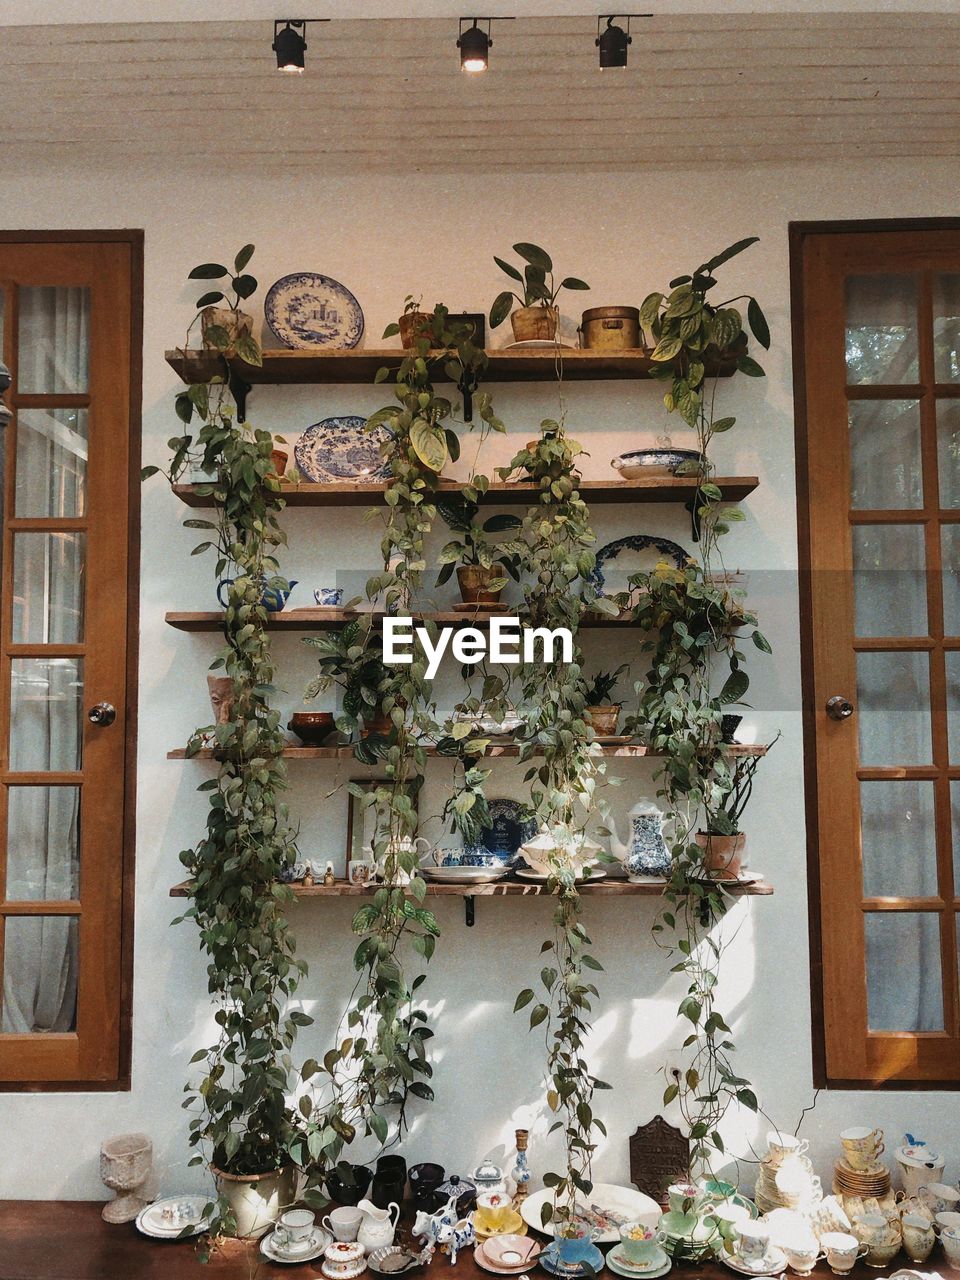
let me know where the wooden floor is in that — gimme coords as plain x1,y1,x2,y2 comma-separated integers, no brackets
1,1202,957,1280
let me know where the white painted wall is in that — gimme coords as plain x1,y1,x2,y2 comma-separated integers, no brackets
0,157,956,1204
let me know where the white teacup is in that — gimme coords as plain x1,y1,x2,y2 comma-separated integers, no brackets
276,1208,316,1252
919,1182,960,1215
936,1211,960,1232
323,1206,362,1242
821,1231,867,1274
840,1126,884,1171
666,1181,704,1214
942,1227,960,1268
855,1212,889,1247
783,1243,821,1275
735,1222,771,1263
767,1131,809,1164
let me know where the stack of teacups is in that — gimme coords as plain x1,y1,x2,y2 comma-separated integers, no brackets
834,1127,891,1198
755,1131,823,1216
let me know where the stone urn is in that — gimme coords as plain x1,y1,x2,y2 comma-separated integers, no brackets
99,1132,153,1224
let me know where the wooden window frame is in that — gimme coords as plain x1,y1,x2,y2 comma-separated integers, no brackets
791,216,960,1090
0,230,142,1092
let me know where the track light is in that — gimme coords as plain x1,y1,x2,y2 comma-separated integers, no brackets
596,15,650,69
273,19,307,73
458,18,491,73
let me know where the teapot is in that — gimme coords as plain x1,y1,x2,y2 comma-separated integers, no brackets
519,828,602,877
607,801,670,878
216,578,298,612
356,1198,400,1254
370,836,432,885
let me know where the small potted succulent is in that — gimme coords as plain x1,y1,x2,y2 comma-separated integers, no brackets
489,243,589,343
583,665,628,737
188,244,261,360
436,495,522,604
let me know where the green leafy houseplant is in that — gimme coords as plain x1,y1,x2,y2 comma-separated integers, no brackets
435,494,522,602
188,243,262,364
489,243,589,340
304,619,391,740
582,665,629,737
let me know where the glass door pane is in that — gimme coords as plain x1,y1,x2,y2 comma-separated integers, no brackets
5,786,81,900
16,287,89,394
0,916,78,1032
852,525,927,637
934,273,960,382
11,532,85,645
865,912,943,1031
860,781,938,898
9,659,84,773
849,400,923,509
846,275,919,385
14,408,88,518
857,651,932,766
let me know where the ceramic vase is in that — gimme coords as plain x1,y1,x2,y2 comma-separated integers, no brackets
511,305,558,343
99,1133,153,1224
213,1163,297,1238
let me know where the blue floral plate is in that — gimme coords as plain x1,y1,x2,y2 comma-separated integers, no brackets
454,799,538,867
588,535,689,602
295,415,391,484
265,272,364,348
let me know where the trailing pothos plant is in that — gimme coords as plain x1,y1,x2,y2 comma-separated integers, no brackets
501,422,613,1231
143,289,308,1237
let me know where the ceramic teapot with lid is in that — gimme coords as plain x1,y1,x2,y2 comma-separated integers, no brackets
606,801,670,878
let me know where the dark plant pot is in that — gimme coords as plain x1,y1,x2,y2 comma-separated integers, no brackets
721,714,742,744
457,564,503,605
585,705,619,737
399,310,432,349
372,1155,407,1208
448,312,486,347
325,1164,372,1206
361,711,393,739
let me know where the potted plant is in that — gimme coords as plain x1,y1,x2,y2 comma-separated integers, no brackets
696,742,776,877
383,294,432,350
583,665,629,737
435,495,522,604
187,244,261,360
489,243,589,343
304,620,393,739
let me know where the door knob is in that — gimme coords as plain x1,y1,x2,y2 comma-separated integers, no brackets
826,695,855,721
88,701,117,726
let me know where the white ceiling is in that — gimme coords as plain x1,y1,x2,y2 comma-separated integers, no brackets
1,11,958,171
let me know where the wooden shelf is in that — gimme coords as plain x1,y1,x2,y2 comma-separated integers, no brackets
167,743,771,760
173,475,759,509
166,608,651,633
166,345,740,387
169,876,773,899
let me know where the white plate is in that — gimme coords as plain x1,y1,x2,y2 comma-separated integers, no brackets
261,1226,332,1264
135,1195,211,1239
265,272,364,349
721,1246,787,1277
421,866,509,884
704,870,764,888
607,1255,671,1280
520,1184,660,1244
515,868,606,884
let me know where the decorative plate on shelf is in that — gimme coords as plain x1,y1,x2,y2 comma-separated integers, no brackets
459,798,538,867
295,415,391,484
422,866,510,884
265,272,364,348
521,1184,660,1244
588,535,689,604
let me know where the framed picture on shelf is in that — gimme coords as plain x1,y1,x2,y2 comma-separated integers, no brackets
345,778,419,884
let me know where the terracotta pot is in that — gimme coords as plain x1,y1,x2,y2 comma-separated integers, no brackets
213,1163,297,1238
399,310,433,349
200,305,254,355
457,564,504,604
361,711,394,738
510,305,558,343
270,448,289,479
585,704,620,736
695,831,746,878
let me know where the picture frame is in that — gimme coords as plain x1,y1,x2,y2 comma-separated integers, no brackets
345,778,419,882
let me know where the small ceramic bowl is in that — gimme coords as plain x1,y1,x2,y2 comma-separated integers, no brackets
611,447,705,478
288,711,335,745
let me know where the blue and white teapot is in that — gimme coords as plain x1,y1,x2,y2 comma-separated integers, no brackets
607,801,670,878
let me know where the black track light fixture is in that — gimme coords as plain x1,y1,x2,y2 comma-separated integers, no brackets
272,19,328,74
457,17,514,73
596,15,650,69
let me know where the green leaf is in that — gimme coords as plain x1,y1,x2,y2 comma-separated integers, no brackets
232,273,257,300
737,355,765,378
737,1088,759,1112
747,296,770,350
195,291,225,308
410,418,448,472
494,255,524,283
513,242,553,272
719,668,749,705
651,337,682,362
560,277,590,291
140,465,160,481
752,630,772,654
699,237,759,275
234,243,255,273
188,262,228,279
514,988,535,1012
234,334,263,368
489,291,515,330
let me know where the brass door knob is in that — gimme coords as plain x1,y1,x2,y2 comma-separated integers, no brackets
88,701,117,726
826,695,855,721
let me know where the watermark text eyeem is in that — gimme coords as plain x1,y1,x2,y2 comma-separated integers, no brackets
383,617,574,680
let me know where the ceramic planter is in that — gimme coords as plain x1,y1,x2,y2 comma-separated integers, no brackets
270,448,289,478
398,310,432,349
695,831,746,878
585,704,619,736
213,1163,297,1238
200,305,254,354
510,305,558,343
457,564,503,604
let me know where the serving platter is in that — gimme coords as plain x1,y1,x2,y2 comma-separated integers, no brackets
520,1184,660,1244
295,415,391,484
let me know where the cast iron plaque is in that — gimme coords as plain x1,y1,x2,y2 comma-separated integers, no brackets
629,1116,690,1207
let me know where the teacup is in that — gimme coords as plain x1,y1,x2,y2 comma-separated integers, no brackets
619,1221,664,1265
919,1182,960,1215
323,1206,363,1242
314,587,343,607
553,1234,598,1272
840,1126,884,1171
475,1194,514,1234
767,1131,809,1165
347,859,375,887
854,1212,889,1247
667,1181,704,1215
485,1235,538,1268
275,1208,317,1253
821,1232,868,1274
936,1211,960,1231
783,1243,822,1276
942,1226,960,1268
735,1222,771,1263
901,1213,935,1263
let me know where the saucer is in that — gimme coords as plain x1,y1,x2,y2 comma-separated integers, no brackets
321,1260,368,1280
135,1196,211,1239
476,1240,542,1274
606,1249,671,1280
451,601,510,614
721,1246,787,1277
607,1245,669,1273
475,1212,527,1239
261,1227,332,1264
540,1242,605,1278
515,868,606,884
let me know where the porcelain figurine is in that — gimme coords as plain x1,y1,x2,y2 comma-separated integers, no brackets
356,1199,400,1254
206,675,235,726
414,1195,476,1264
606,801,671,878
216,578,298,612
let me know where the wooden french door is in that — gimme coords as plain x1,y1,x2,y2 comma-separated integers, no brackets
795,221,960,1086
0,233,140,1086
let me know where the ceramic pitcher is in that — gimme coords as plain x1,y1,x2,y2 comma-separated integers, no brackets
356,1198,400,1254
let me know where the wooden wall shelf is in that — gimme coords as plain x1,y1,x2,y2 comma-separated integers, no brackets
167,743,770,761
166,346,740,387
167,609,648,633
172,475,759,510
169,877,773,900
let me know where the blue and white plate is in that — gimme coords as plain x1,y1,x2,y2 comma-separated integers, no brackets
265,272,364,349
589,535,689,602
295,415,391,484
457,798,538,867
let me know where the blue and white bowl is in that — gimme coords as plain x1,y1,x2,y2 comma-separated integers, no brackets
611,448,704,478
